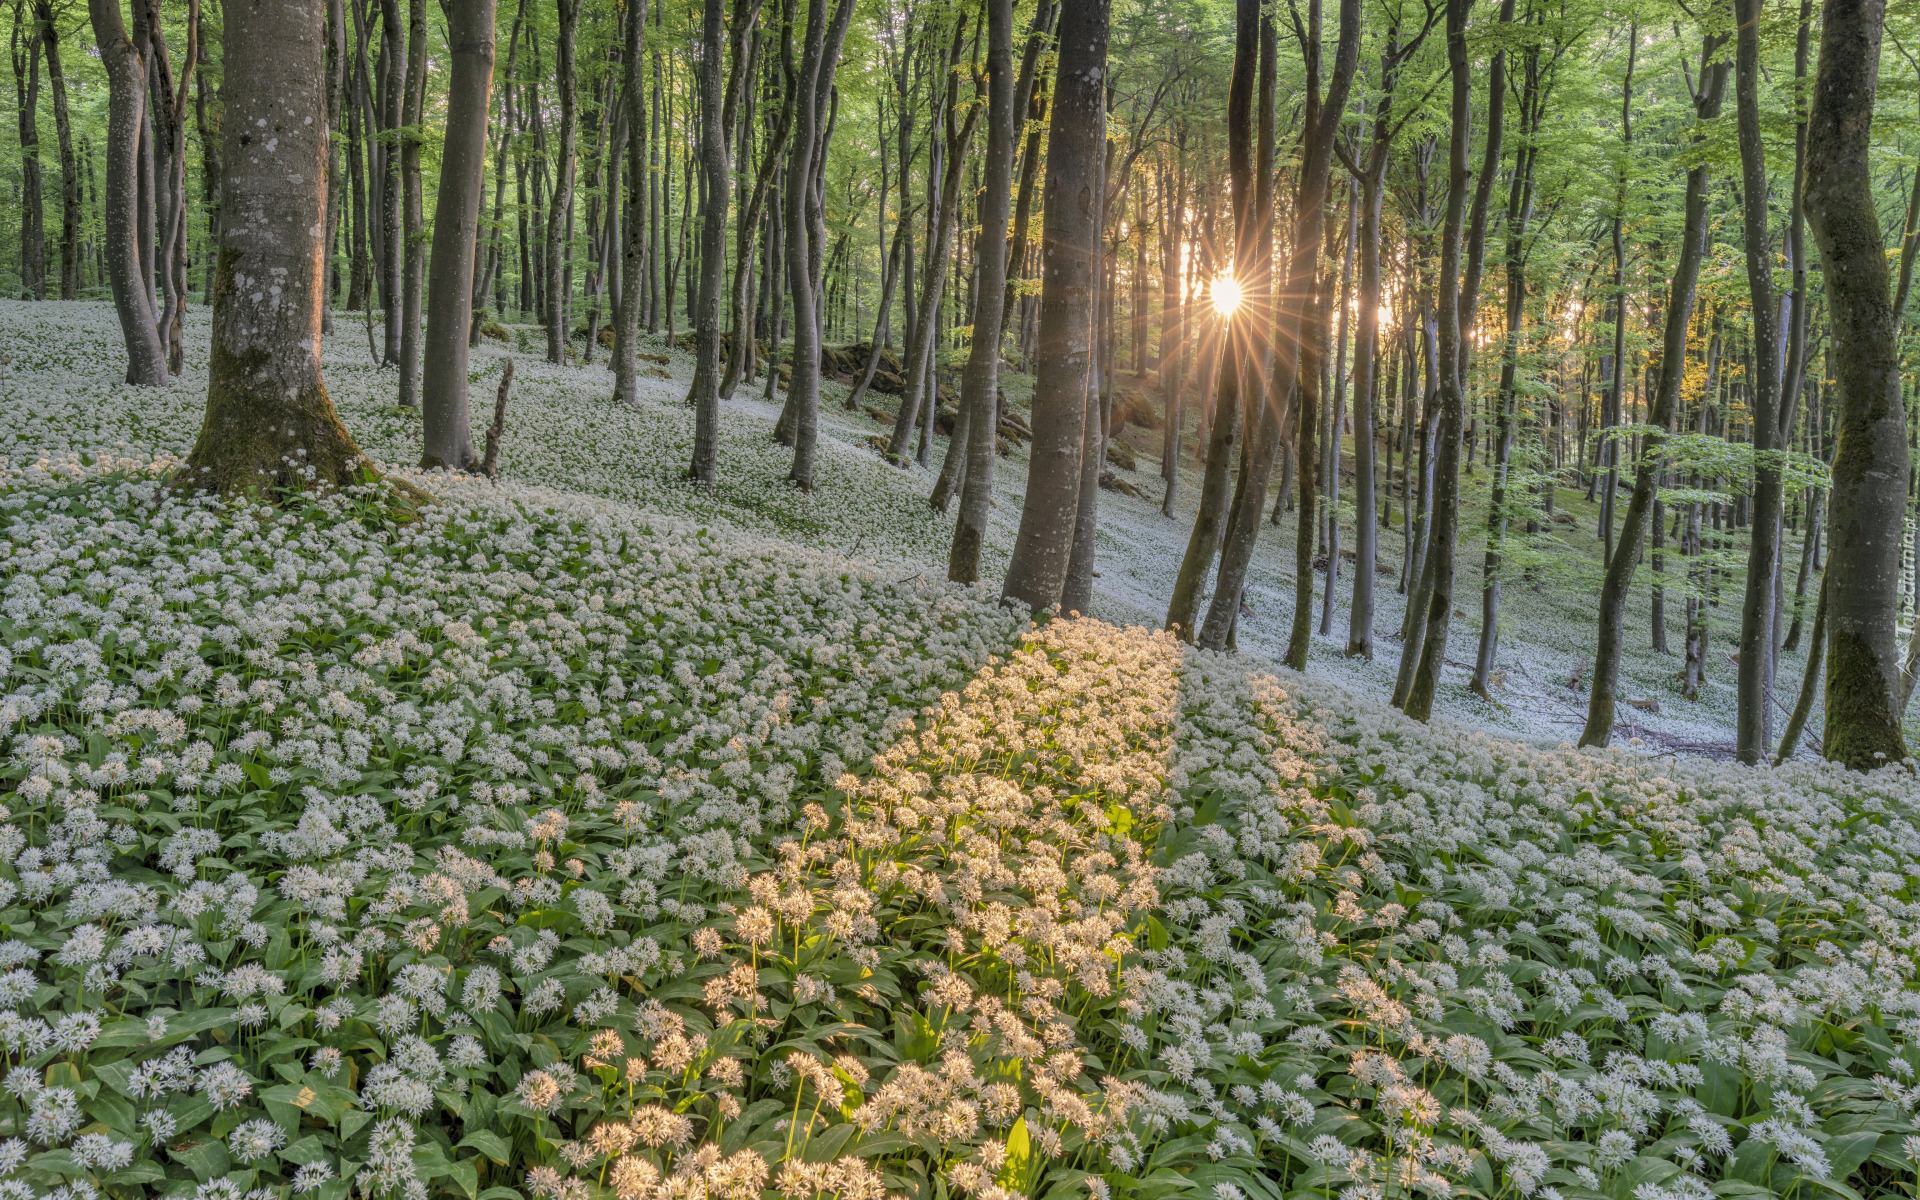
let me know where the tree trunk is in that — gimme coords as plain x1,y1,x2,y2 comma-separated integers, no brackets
894,21,980,466
396,0,427,405
1731,0,1785,763
36,2,80,299
779,0,855,490
997,0,1056,350
1320,191,1357,637
1399,0,1494,719
1776,572,1827,762
11,8,47,301
1204,0,1351,658
721,11,793,402
87,0,168,385
544,0,579,364
181,0,373,497
419,0,496,471
945,0,1014,582
611,0,650,405
1805,0,1909,768
378,0,404,365
1165,0,1259,642
1000,0,1107,613
1577,38,1726,745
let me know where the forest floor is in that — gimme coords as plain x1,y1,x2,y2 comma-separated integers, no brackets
0,300,1837,761
14,304,1920,1200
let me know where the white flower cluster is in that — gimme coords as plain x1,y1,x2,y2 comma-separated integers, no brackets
1,300,1917,1200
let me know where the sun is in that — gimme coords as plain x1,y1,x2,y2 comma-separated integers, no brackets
1211,273,1243,317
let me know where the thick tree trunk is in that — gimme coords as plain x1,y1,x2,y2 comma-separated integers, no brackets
181,0,373,497
1578,39,1726,746
1001,0,1108,612
419,0,496,471
88,0,168,385
945,0,1014,581
1804,0,1909,768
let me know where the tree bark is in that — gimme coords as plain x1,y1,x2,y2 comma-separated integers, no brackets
1577,36,1726,746
35,2,79,299
378,0,404,365
11,7,46,301
544,0,579,364
396,0,428,405
1164,0,1258,641
1202,0,1362,659
419,0,497,471
892,21,980,466
1396,0,1483,718
779,0,855,490
1804,0,1909,768
611,0,650,405
181,0,374,497
1000,0,1107,613
1731,0,1784,763
87,0,168,385
946,0,1014,581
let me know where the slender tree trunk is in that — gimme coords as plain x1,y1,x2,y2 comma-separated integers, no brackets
1165,1,1260,641
895,23,980,467
947,0,1015,579
1399,0,1490,718
721,16,793,402
612,0,650,405
418,0,496,470
779,0,855,490
36,2,80,299
543,0,579,364
1320,191,1357,637
1776,571,1827,762
181,0,373,496
1805,0,1909,768
11,8,47,301
1578,42,1726,744
1001,0,1108,612
1731,0,1785,763
378,0,404,365
396,0,427,405
1205,0,1346,657
87,0,168,385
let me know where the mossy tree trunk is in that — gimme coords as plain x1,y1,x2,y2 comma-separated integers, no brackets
181,0,372,498
1805,0,1909,768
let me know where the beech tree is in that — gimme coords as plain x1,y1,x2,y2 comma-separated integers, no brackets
1001,0,1108,612
180,0,373,496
